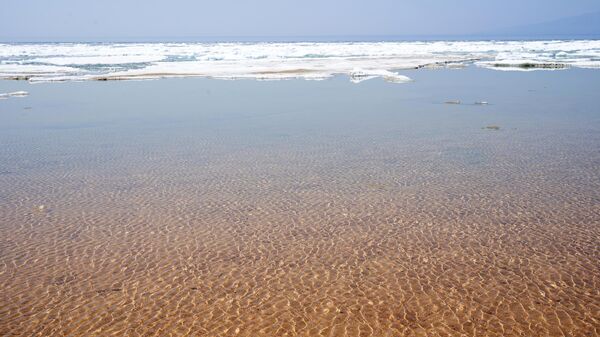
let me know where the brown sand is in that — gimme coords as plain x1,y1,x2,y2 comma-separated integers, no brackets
1,74,599,336
1,130,598,337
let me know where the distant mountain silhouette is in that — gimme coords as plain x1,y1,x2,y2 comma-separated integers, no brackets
486,11,600,39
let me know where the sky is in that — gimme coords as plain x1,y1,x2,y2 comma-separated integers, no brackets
1,0,600,41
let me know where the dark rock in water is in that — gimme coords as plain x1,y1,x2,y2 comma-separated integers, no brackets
6,76,31,81
491,62,568,69
483,125,500,130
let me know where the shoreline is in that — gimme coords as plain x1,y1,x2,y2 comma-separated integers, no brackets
1,66,599,337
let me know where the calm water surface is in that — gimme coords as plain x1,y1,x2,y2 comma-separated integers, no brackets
0,68,599,336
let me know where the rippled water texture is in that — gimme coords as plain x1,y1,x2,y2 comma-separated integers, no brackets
0,68,599,336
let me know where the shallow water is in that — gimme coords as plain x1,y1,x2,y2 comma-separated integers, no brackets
0,68,599,336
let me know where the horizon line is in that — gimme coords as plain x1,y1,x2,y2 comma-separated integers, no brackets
2,33,600,44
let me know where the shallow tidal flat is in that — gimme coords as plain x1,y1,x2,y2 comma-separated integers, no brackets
0,68,599,336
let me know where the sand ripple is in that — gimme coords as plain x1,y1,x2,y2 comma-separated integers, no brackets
1,77,599,336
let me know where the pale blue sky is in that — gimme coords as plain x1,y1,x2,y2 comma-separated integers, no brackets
1,0,600,41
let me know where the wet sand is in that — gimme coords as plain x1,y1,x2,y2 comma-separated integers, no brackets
0,68,599,336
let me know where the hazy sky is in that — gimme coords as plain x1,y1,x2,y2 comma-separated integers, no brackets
1,0,600,41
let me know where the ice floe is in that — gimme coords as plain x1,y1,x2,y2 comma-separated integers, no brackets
0,40,599,82
0,91,29,99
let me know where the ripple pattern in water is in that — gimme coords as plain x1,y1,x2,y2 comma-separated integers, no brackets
0,71,599,336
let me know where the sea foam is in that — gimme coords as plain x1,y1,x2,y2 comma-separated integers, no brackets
0,40,599,82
